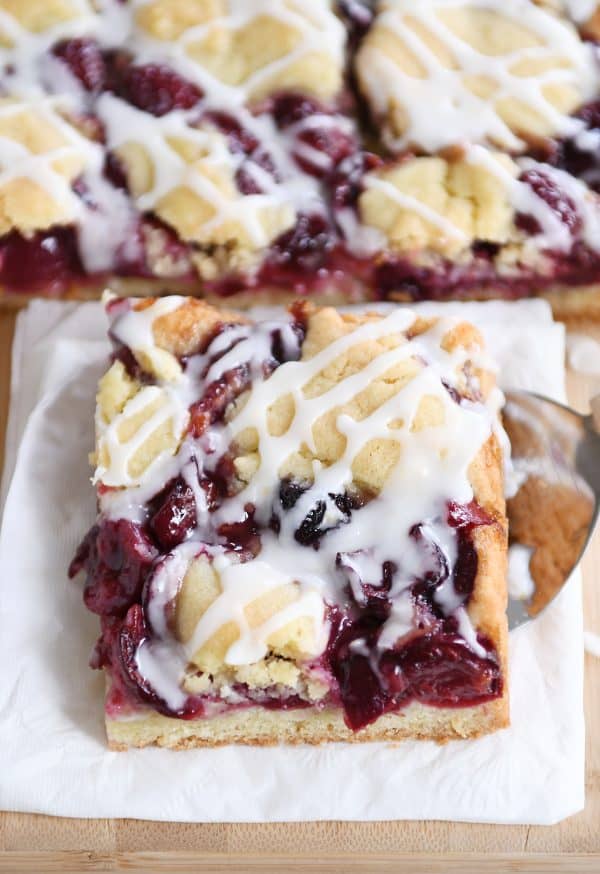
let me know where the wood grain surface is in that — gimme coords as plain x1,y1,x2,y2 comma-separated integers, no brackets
0,311,598,873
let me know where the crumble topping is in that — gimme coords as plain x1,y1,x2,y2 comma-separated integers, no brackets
133,0,346,102
359,152,518,257
357,0,598,153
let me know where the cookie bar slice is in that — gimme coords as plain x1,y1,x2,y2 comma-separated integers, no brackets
70,294,509,748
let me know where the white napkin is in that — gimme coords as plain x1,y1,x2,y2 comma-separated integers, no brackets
0,298,584,824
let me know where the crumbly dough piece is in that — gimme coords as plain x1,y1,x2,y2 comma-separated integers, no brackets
0,98,93,235
356,0,592,152
115,128,295,280
358,153,518,258
135,0,345,102
0,0,81,37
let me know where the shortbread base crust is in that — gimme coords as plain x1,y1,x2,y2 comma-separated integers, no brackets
106,695,509,750
1,279,599,321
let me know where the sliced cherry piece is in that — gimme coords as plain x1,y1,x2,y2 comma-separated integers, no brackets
117,604,205,719
265,213,335,277
452,533,478,598
327,613,390,730
294,499,327,546
337,552,394,616
235,150,279,195
547,101,600,192
338,652,389,730
294,125,356,179
53,38,107,91
118,604,149,688
271,93,324,128
517,167,582,237
104,152,130,191
381,633,502,707
409,523,450,588
447,500,495,531
278,478,308,510
292,491,356,548
203,110,259,154
89,615,121,670
149,478,197,549
218,503,260,554
70,519,158,616
0,228,84,293
188,364,250,437
269,92,357,178
116,63,203,116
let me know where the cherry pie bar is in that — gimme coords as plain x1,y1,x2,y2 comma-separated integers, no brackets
2,2,600,315
70,294,509,747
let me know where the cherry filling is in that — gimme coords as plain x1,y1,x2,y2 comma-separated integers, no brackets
0,228,85,294
69,519,158,617
545,100,600,193
516,167,582,237
269,92,358,180
149,478,198,550
325,502,501,731
53,38,108,92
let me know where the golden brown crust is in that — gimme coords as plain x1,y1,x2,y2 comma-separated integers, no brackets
468,435,509,693
106,697,509,750
3,279,600,324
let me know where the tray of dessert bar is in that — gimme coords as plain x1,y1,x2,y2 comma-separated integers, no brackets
0,0,600,870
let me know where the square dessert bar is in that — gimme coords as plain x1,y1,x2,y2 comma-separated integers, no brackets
70,294,509,748
3,0,600,317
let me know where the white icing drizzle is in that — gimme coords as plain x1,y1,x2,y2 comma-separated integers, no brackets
563,0,598,23
362,174,470,243
0,0,347,273
0,2,141,270
187,556,327,667
97,298,503,694
128,0,346,106
507,543,536,601
359,0,600,153
465,145,600,255
94,383,191,488
0,1,128,100
0,96,102,219
108,295,184,357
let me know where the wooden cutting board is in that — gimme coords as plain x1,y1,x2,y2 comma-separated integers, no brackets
0,310,598,874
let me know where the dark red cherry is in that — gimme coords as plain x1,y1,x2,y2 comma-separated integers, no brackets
117,63,203,116
53,38,107,92
380,634,502,707
188,364,250,437
517,168,582,237
70,519,158,616
266,213,335,275
0,228,84,293
149,478,197,549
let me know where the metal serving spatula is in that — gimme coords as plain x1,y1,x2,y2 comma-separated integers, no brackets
503,391,600,629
